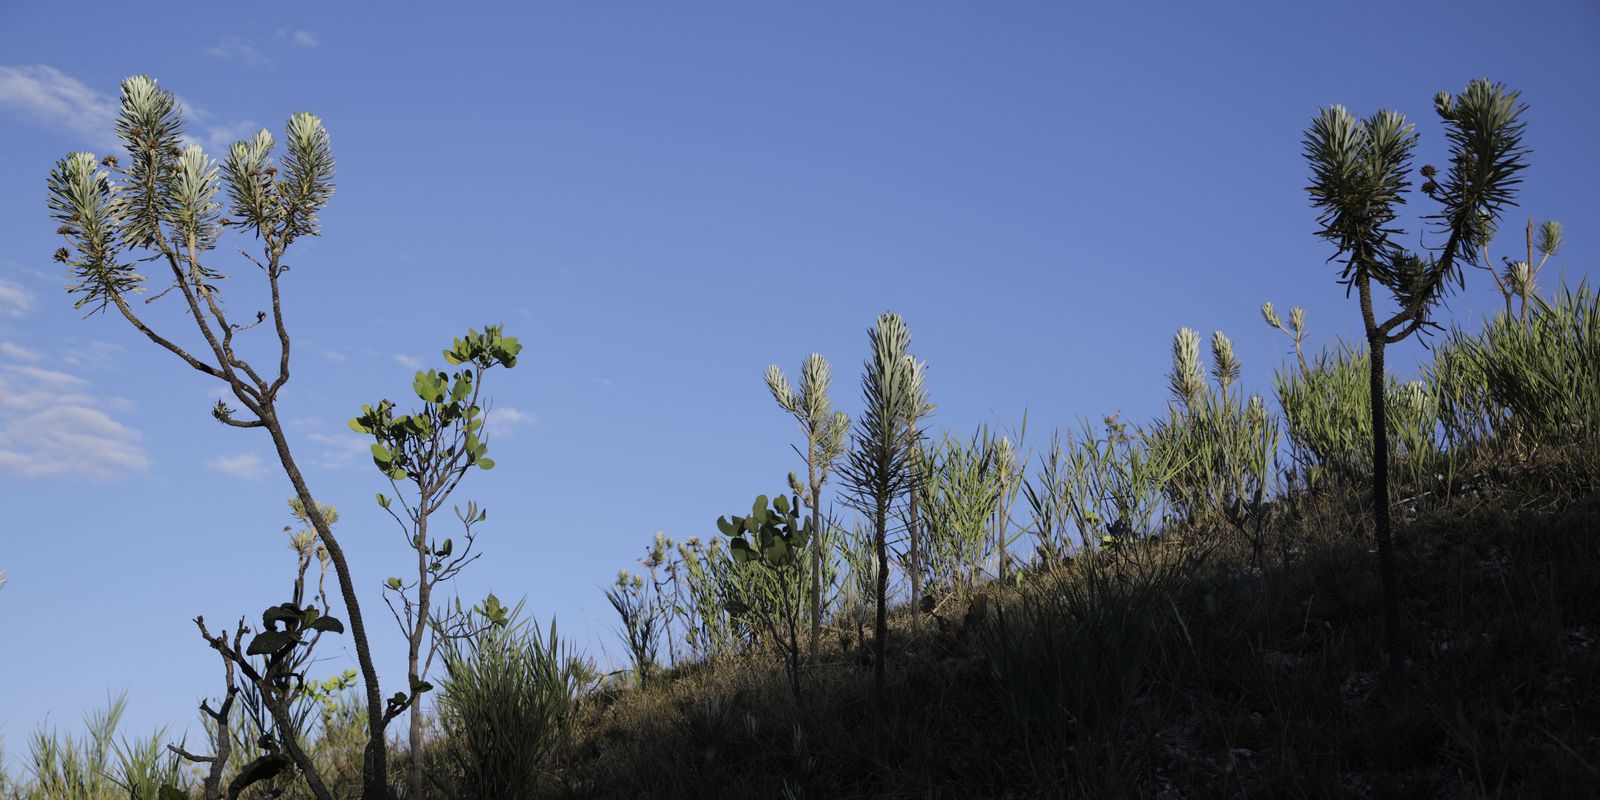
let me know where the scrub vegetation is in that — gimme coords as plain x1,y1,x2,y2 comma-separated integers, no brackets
7,76,1597,798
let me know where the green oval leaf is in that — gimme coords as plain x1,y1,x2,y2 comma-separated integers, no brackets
246,630,297,656
262,603,300,629
309,616,345,634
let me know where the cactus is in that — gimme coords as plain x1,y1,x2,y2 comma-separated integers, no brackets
717,493,814,707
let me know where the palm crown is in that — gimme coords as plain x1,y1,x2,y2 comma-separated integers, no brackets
1303,78,1528,336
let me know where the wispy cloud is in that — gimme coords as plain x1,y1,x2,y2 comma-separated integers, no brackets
0,341,42,363
592,376,614,389
0,364,148,478
393,354,423,370
301,338,350,364
306,431,370,469
206,39,274,68
168,93,260,154
62,340,122,370
208,451,266,479
0,278,34,317
0,65,118,150
188,117,260,156
280,29,320,47
486,405,539,438
0,65,256,157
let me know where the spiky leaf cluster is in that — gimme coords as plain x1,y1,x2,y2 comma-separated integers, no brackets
113,76,183,250
1261,302,1308,341
1429,81,1530,256
765,353,851,503
1210,331,1241,394
841,313,928,517
1535,220,1565,258
1304,79,1529,334
48,75,337,315
48,153,141,311
1303,105,1420,292
1168,327,1204,408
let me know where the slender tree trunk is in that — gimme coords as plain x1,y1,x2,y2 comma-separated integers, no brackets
788,596,804,712
1366,333,1408,698
808,445,822,663
996,479,1009,586
872,492,890,770
265,690,336,800
1522,217,1534,327
408,505,431,800
908,476,921,632
261,414,390,799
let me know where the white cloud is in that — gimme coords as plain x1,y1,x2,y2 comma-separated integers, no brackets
0,66,255,159
62,340,123,370
486,405,538,438
275,28,320,47
323,349,348,363
0,363,90,408
205,39,274,68
393,354,423,370
592,376,613,388
0,278,37,317
168,94,260,155
306,431,370,469
0,364,148,478
208,452,266,479
0,342,41,363
0,65,119,149
188,117,260,156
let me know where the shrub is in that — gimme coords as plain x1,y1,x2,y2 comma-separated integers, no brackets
1444,281,1600,478
436,601,579,800
913,431,1001,594
1145,328,1280,543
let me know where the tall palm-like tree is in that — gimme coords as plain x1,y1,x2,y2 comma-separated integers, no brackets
1302,79,1529,694
840,312,927,767
765,355,851,661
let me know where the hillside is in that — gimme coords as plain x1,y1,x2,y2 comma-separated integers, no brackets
538,458,1599,798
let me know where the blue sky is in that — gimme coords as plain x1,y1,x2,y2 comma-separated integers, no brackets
2,1,1596,749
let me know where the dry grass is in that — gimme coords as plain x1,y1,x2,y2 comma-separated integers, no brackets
510,446,1599,798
